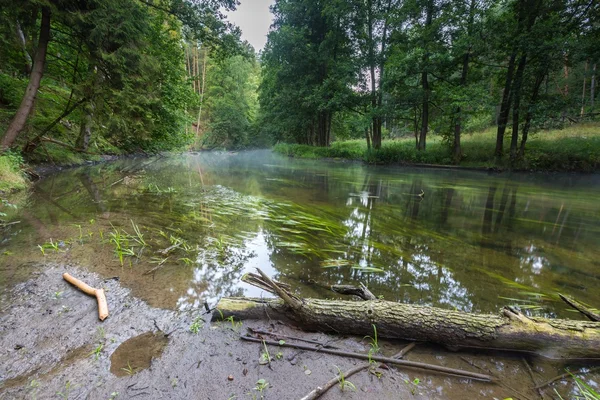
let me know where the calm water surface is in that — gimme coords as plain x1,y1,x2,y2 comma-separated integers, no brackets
2,150,599,318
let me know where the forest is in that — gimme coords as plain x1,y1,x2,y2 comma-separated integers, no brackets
0,0,599,187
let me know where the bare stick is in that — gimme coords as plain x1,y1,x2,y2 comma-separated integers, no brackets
299,343,417,400
534,367,600,390
256,268,302,310
460,356,533,400
63,273,108,321
241,336,492,382
242,272,292,294
247,328,339,349
559,294,600,322
523,358,545,400
331,283,377,301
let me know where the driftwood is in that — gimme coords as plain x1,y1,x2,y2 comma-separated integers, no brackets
63,273,108,321
214,269,600,360
559,293,600,322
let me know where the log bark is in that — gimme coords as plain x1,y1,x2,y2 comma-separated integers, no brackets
216,281,600,360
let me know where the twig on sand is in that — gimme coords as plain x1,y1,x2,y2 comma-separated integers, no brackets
247,327,340,349
298,343,418,400
242,336,492,382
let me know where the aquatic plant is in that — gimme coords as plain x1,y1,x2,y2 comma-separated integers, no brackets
335,366,357,392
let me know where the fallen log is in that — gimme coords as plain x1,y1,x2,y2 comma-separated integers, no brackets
214,269,600,360
63,273,108,321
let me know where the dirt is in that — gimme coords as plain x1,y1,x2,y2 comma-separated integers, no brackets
0,263,596,399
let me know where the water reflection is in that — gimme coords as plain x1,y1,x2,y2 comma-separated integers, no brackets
1,151,599,317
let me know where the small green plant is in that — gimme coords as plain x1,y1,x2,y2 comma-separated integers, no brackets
121,361,138,375
335,366,357,392
259,341,272,365
108,392,119,400
56,380,76,399
225,316,242,331
364,324,380,354
404,377,420,395
28,379,40,399
554,374,600,400
38,238,61,255
54,291,63,299
170,377,178,388
254,379,269,399
190,316,204,334
130,220,147,246
90,343,103,360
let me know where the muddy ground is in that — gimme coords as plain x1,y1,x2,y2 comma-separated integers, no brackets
0,264,594,400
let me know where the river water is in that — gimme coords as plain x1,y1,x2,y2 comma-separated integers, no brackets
2,150,599,316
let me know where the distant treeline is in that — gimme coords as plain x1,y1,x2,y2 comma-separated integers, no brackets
258,0,599,164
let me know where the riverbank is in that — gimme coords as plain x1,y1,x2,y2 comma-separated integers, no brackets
274,123,600,172
0,263,593,399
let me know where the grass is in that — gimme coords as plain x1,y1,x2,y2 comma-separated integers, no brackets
335,366,357,392
273,122,600,172
0,152,27,192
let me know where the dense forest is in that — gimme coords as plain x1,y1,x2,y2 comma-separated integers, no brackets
0,0,599,169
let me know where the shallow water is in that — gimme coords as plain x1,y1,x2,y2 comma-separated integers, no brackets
2,150,600,317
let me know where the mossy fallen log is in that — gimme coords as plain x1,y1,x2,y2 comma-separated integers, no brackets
213,271,600,360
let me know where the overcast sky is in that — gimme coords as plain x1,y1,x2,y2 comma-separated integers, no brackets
226,0,275,52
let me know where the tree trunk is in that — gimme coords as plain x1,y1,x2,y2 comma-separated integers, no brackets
495,51,517,161
76,101,94,151
15,19,32,75
419,70,429,151
418,0,433,152
581,60,588,116
217,295,600,360
453,0,476,164
510,54,527,162
591,63,596,109
519,67,545,158
196,46,207,137
1,7,51,151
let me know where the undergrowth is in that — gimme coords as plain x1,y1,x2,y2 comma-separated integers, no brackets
273,123,600,172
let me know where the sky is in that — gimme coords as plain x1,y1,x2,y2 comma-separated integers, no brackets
226,0,275,52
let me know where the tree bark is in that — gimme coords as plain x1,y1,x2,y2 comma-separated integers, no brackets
510,54,527,162
1,7,51,151
76,100,94,151
519,67,545,158
418,0,434,151
581,60,588,116
495,50,517,161
216,297,600,360
591,63,596,109
15,19,32,75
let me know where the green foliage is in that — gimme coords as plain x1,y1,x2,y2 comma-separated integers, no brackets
275,123,600,172
0,0,242,156
202,54,261,149
0,151,27,192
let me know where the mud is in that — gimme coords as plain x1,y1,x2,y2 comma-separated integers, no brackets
0,264,597,399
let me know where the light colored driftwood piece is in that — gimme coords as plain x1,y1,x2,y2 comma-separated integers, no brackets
63,273,108,321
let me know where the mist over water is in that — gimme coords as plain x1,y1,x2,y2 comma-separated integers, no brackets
2,150,599,317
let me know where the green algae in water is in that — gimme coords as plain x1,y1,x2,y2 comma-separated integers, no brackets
1,151,599,318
